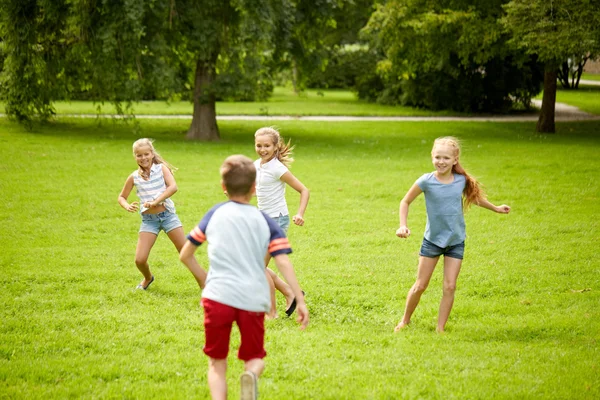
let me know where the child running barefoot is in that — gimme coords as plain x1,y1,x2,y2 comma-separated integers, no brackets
394,136,510,333
179,155,308,400
117,138,186,290
254,127,310,319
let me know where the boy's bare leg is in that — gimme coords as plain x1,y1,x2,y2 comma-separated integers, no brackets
241,358,264,400
208,358,227,400
244,358,265,378
437,256,462,333
395,256,439,331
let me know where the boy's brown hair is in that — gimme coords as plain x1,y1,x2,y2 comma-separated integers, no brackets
220,155,256,196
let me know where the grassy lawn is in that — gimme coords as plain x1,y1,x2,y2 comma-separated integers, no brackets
1,117,599,399
535,85,600,115
2,84,599,118
581,72,600,81
0,87,466,117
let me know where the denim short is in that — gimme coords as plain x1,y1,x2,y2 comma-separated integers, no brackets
419,238,465,259
139,211,182,235
272,214,290,234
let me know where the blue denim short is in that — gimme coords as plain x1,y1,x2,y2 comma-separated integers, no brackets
419,238,465,259
139,211,182,235
272,214,290,234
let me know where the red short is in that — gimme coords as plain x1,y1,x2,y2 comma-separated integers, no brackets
201,298,266,361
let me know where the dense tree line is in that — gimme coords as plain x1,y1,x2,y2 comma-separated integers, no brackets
1,0,599,137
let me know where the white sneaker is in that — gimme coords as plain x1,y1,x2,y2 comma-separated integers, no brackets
240,371,258,400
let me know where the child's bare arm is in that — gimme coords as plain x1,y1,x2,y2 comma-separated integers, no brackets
144,164,179,208
273,253,309,329
397,183,423,238
476,198,511,214
179,240,207,289
281,172,310,226
118,175,139,212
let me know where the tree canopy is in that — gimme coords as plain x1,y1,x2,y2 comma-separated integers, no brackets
361,0,543,112
0,0,346,140
502,0,600,132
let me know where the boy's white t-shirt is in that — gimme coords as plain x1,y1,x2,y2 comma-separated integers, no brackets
254,158,289,217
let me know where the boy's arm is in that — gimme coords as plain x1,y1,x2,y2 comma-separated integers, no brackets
179,240,207,289
476,198,511,214
273,253,309,329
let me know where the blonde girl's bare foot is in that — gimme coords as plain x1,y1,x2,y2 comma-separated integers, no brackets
394,321,409,332
436,327,445,334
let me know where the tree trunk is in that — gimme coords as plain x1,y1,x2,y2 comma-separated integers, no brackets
187,59,220,141
536,67,557,134
291,58,299,94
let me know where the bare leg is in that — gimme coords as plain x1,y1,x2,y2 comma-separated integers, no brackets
166,226,186,252
265,269,278,319
244,358,265,378
241,358,264,400
395,256,439,332
267,268,295,308
135,232,158,286
207,358,227,400
437,256,462,333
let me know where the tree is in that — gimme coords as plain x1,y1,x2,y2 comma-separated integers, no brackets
361,0,544,113
502,0,600,133
0,0,281,140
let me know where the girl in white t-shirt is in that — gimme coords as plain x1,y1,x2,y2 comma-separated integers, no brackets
254,127,310,319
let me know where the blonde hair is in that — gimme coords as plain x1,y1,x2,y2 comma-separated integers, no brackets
220,155,256,196
132,138,177,179
254,126,294,168
432,136,485,209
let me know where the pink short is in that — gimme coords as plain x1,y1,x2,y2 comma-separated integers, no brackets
202,298,266,361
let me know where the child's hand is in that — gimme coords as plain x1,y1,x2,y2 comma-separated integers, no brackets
396,226,410,238
296,303,309,330
143,200,157,209
126,201,139,213
496,205,511,214
292,215,305,226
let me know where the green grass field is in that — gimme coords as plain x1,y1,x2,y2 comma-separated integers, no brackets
0,88,452,117
553,85,600,115
581,72,600,82
1,116,599,399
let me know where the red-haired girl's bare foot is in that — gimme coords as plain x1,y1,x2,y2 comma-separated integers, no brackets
394,321,409,332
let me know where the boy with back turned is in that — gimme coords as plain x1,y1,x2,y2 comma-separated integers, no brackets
179,154,309,400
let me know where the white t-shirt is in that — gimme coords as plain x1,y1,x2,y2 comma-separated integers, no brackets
254,158,289,217
187,201,292,312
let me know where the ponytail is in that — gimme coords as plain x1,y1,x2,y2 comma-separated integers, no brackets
453,162,485,209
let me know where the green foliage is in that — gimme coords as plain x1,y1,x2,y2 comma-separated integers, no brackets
502,0,600,67
271,0,351,90
0,0,69,122
361,0,544,112
306,44,382,89
0,0,297,123
1,118,599,398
